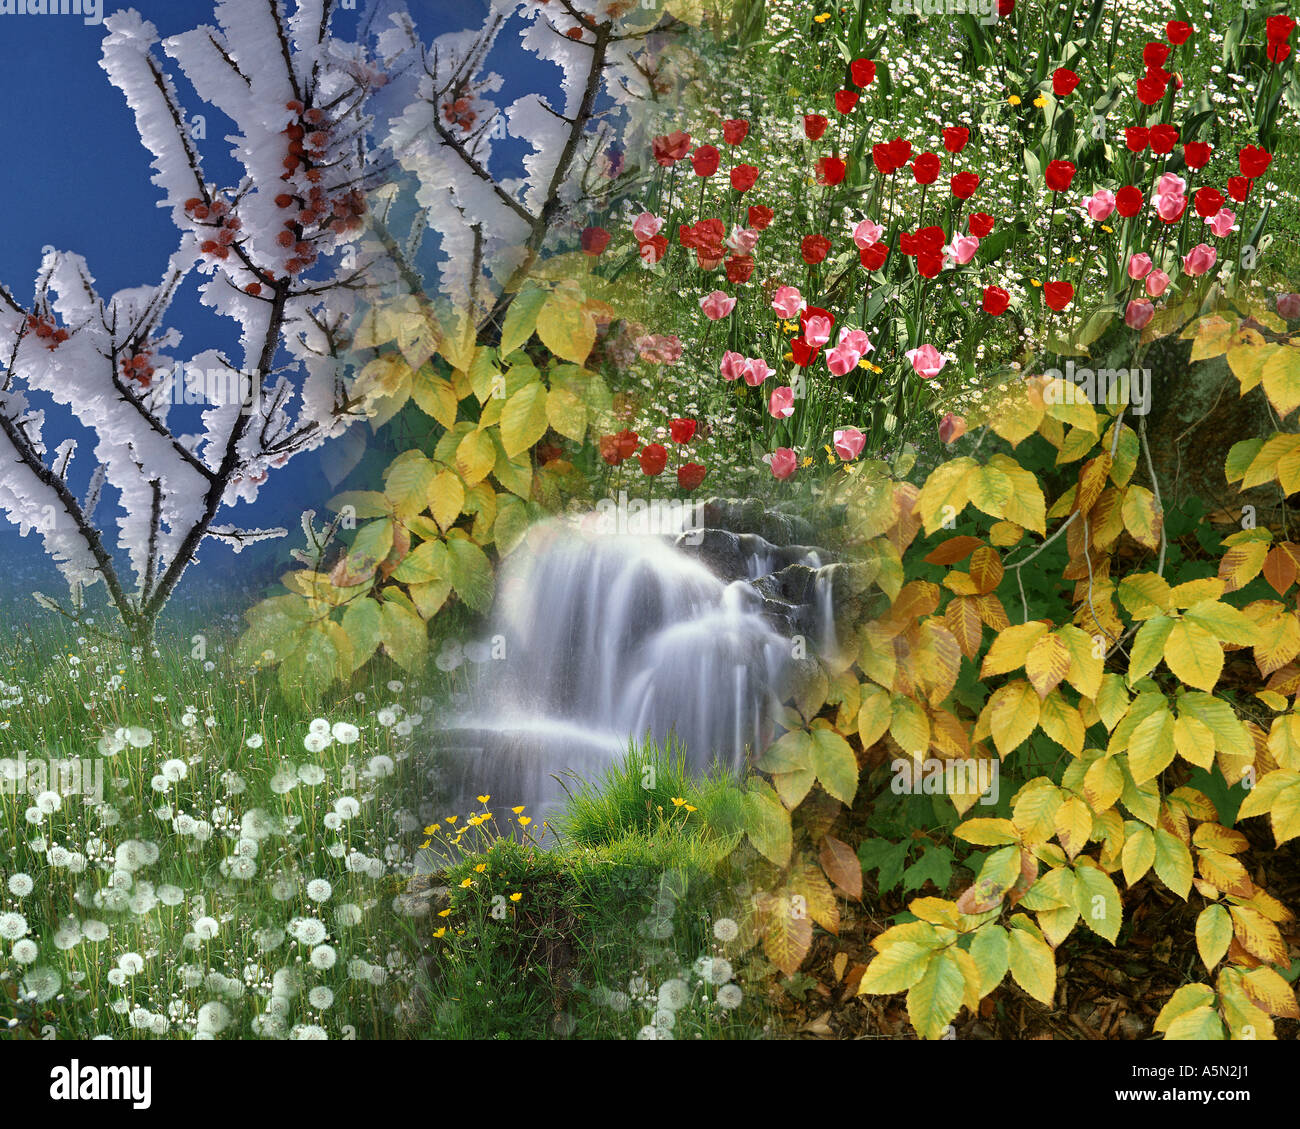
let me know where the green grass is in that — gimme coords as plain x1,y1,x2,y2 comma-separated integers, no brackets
409,745,769,1040
0,613,428,1040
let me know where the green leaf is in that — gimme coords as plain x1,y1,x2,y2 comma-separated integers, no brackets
907,952,966,1040
968,924,1010,998
379,598,428,672
1007,922,1057,1005
743,778,792,867
1153,826,1193,899
860,942,935,995
810,728,859,805
445,538,494,612
499,285,549,356
1195,904,1232,972
499,380,549,459
340,597,382,673
1074,866,1121,943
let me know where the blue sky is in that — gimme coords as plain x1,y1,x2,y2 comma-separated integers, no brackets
0,0,556,625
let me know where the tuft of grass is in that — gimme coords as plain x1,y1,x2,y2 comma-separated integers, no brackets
408,748,767,1040
557,738,745,855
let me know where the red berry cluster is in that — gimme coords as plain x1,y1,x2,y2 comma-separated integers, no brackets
184,196,241,261
25,313,68,349
119,351,155,390
273,100,366,275
441,96,476,131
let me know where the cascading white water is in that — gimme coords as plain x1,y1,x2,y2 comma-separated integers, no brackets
433,520,793,826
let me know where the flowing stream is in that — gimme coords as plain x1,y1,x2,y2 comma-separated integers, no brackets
429,508,839,829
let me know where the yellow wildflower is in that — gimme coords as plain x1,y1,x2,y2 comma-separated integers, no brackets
1008,94,1021,106
477,794,491,803
432,927,446,938
671,797,685,807
459,877,474,888
474,863,487,873
518,815,533,827
509,893,522,903
1033,95,1047,108
511,805,526,814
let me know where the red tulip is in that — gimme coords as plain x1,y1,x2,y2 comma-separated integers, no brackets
600,429,639,465
912,152,942,185
834,90,859,115
872,141,901,175
942,126,970,154
998,0,1014,14
1194,187,1224,218
677,462,708,491
968,212,995,237
804,114,829,141
850,58,876,86
950,171,980,199
1125,126,1149,152
725,253,755,284
1052,68,1080,97
652,131,691,166
982,285,1010,316
1239,145,1272,178
1226,176,1251,203
1148,124,1179,155
748,205,774,230
800,233,831,264
888,137,912,167
917,251,943,278
639,443,668,476
816,156,847,186
1166,20,1193,45
580,226,610,256
722,118,749,145
730,164,760,192
1143,42,1171,69
1043,281,1074,311
1115,185,1143,217
1136,74,1167,105
1045,159,1076,192
859,241,889,271
790,337,820,367
638,234,668,265
1182,141,1212,171
669,418,697,444
691,145,720,177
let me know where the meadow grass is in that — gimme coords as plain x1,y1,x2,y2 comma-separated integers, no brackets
0,611,431,1039
407,745,770,1040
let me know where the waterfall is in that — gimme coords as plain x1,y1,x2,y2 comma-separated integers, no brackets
431,519,794,827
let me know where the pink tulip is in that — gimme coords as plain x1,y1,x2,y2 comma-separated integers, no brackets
1127,252,1153,280
741,356,774,386
1145,269,1170,297
1155,172,1187,197
719,350,746,381
771,286,805,318
1207,208,1236,238
1278,293,1300,320
852,218,885,248
1085,189,1116,221
769,386,795,419
826,342,862,376
939,412,967,444
632,212,663,241
769,447,798,480
833,427,866,461
726,227,760,254
1182,243,1217,277
945,234,980,264
838,328,873,355
700,290,736,320
1154,191,1186,223
1125,299,1155,329
905,344,947,379
804,314,833,348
